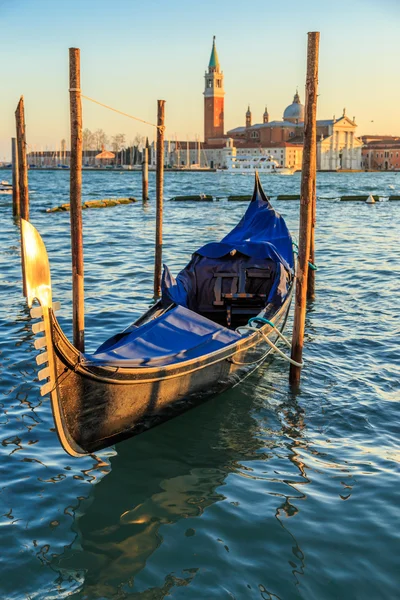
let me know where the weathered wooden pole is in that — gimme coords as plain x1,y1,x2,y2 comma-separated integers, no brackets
142,146,149,202
289,31,320,385
307,171,317,298
15,97,29,296
145,137,150,166
153,100,165,299
11,137,20,218
69,47,85,352
15,97,29,221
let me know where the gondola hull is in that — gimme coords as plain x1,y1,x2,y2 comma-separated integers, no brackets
48,291,292,456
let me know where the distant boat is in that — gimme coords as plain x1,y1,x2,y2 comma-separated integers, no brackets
225,153,296,175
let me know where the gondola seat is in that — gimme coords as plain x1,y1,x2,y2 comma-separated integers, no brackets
162,243,290,328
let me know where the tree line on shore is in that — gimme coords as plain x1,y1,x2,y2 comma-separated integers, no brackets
82,129,146,153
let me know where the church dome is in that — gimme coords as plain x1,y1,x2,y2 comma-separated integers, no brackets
283,91,304,124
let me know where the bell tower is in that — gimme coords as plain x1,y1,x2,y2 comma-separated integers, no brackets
246,105,252,128
204,36,225,143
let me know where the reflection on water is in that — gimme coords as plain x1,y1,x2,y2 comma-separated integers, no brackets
53,382,309,599
0,170,399,599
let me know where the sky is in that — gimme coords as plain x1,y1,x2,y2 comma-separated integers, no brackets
1,0,400,160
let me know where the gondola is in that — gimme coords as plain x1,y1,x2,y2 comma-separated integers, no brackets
21,174,296,457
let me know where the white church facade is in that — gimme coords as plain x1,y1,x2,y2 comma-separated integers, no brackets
317,112,363,171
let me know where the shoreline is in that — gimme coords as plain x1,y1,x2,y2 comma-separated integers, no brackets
1,166,400,174
0,166,217,173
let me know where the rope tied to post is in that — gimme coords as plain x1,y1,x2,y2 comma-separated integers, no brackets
248,317,304,367
233,317,304,368
292,241,318,271
68,89,163,130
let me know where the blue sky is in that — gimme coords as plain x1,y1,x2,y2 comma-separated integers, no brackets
1,0,399,159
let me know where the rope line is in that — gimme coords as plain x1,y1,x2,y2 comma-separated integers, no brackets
249,317,298,354
292,242,318,271
234,318,304,368
46,363,74,396
229,338,273,366
258,328,303,367
75,92,163,130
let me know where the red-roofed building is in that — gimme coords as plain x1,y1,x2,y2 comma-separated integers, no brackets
360,136,400,170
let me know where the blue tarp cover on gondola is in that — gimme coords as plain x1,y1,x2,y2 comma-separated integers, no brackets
83,305,240,367
198,179,293,270
162,174,293,309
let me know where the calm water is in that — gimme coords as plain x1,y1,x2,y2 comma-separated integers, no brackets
0,169,399,600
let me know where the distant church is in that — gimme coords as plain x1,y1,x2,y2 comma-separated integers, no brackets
226,91,305,145
203,37,363,170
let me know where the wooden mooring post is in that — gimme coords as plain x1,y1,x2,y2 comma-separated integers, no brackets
289,31,320,385
15,97,29,296
153,100,165,299
69,47,85,352
15,98,29,221
11,137,20,218
307,172,317,298
142,146,149,202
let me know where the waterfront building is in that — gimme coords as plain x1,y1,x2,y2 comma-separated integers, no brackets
317,110,363,170
360,136,400,170
222,139,303,171
227,99,362,171
165,138,302,171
